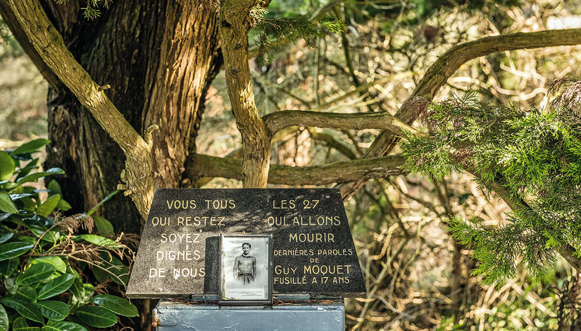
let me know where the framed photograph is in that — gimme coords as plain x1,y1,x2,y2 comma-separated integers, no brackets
219,234,272,305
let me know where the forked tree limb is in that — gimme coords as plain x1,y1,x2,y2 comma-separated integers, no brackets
3,0,154,219
219,0,271,188
187,153,405,185
339,28,581,200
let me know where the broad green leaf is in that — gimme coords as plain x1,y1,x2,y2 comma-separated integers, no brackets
0,304,8,331
9,194,33,201
0,242,33,261
93,216,114,237
37,195,60,218
0,192,18,214
1,298,44,323
15,286,37,303
0,151,15,181
11,139,50,156
5,277,17,294
16,263,56,286
19,197,36,212
82,284,93,299
69,276,84,300
35,301,69,321
37,274,75,300
74,235,122,249
0,233,13,245
91,294,138,317
0,258,19,278
74,305,116,328
13,317,28,328
31,257,66,274
16,168,65,185
15,159,39,180
47,180,61,195
24,218,59,243
43,321,87,331
92,254,128,286
55,199,71,212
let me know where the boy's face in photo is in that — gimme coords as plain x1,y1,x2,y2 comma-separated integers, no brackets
242,244,251,255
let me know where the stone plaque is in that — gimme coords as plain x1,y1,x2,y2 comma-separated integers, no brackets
126,189,366,298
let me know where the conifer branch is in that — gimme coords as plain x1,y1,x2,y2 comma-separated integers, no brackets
340,28,581,200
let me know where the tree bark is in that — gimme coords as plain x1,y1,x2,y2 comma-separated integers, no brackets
219,0,271,188
36,0,221,233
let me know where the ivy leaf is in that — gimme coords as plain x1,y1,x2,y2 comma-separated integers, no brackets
0,304,8,331
16,263,56,286
35,301,69,321
1,298,44,323
91,294,138,317
0,151,15,181
43,320,87,331
0,192,18,214
0,242,33,261
37,274,75,300
16,168,65,186
37,195,61,218
74,305,117,328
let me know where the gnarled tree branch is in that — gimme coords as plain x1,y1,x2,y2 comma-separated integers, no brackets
4,0,154,219
219,0,271,188
187,153,405,185
264,109,426,137
340,28,581,200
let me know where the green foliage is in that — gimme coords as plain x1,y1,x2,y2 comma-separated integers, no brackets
402,86,581,285
52,0,112,20
253,13,344,64
0,140,136,330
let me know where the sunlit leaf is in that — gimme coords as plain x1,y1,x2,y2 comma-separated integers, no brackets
0,192,18,214
35,301,69,321
11,139,50,156
0,151,15,181
37,274,75,300
37,195,60,218
74,305,116,328
16,263,55,286
91,294,138,317
16,168,65,185
1,298,44,323
0,242,33,261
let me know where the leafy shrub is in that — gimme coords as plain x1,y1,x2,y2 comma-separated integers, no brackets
0,139,137,330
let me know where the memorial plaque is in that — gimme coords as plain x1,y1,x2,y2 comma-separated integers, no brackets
126,189,366,298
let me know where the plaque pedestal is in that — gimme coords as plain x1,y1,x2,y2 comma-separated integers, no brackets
154,299,345,330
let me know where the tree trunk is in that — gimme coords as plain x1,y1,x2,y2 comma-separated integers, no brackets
42,0,221,233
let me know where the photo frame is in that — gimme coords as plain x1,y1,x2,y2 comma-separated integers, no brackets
219,234,272,305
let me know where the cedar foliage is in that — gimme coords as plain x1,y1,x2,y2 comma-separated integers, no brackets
402,79,581,285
